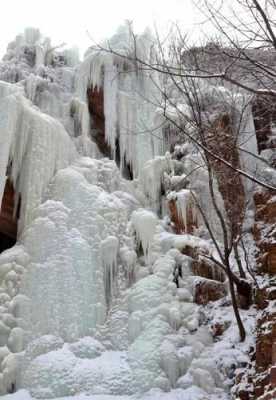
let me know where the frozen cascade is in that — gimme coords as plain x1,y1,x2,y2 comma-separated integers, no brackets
131,209,158,264
0,80,77,232
119,246,137,287
0,27,256,400
75,24,165,178
100,236,119,307
0,159,236,399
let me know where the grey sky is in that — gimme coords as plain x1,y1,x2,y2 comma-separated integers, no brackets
0,0,202,59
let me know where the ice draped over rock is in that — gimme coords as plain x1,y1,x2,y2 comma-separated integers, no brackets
0,80,77,233
0,27,258,400
75,24,165,178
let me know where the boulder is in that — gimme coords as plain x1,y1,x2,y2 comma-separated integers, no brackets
194,278,227,305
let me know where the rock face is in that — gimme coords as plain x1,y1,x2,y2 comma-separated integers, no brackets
252,95,276,153
86,86,132,178
253,190,276,275
179,241,227,305
194,278,227,305
191,256,225,283
168,197,198,234
207,113,246,240
0,179,18,252
87,86,111,157
251,189,276,399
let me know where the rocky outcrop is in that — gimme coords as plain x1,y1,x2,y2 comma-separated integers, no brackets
179,243,227,304
86,86,132,178
253,190,276,275
252,95,276,153
191,256,225,282
180,242,226,283
194,277,227,305
87,86,111,157
168,197,198,234
0,179,18,252
207,113,246,240
249,189,276,399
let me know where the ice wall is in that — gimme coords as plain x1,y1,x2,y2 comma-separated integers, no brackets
0,27,257,400
0,80,77,233
75,24,165,178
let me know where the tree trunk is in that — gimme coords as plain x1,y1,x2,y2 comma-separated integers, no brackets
226,259,246,341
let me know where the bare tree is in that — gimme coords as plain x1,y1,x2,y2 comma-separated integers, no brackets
89,2,276,341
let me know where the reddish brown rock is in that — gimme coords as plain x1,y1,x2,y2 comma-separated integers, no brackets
210,321,230,337
270,366,276,388
252,94,276,153
233,100,276,399
267,250,276,274
238,390,251,400
236,187,276,400
87,86,111,157
168,197,198,234
194,278,227,305
261,389,276,400
253,190,276,275
207,114,246,240
0,179,18,240
180,242,210,260
254,287,269,310
191,257,225,282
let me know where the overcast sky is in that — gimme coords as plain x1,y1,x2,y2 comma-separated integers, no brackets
0,0,204,59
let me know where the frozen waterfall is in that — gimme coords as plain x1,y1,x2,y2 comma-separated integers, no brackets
0,26,255,400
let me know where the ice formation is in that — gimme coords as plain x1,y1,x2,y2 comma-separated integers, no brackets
140,154,176,213
0,26,259,400
0,80,76,232
167,189,198,232
131,209,158,264
75,24,165,178
119,246,137,287
100,236,119,307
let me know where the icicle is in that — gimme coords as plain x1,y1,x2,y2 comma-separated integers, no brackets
103,62,118,155
70,98,91,141
100,235,119,307
140,156,174,212
0,81,77,232
74,24,166,177
119,246,137,287
168,189,198,233
131,209,157,264
25,74,44,102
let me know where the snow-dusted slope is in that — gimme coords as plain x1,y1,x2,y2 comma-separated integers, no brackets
0,158,239,400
